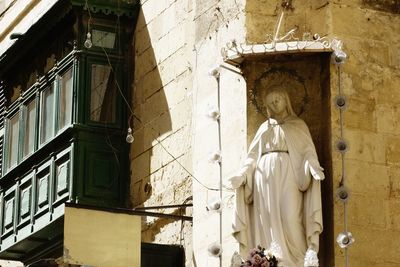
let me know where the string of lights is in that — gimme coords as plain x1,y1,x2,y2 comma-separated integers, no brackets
218,3,354,264
331,43,355,267
204,66,224,266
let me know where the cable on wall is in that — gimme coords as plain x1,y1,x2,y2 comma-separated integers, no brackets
206,66,223,267
331,42,355,267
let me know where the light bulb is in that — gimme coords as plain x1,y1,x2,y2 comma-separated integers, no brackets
84,32,93,49
335,139,348,153
208,150,221,163
208,65,220,78
336,232,355,249
334,95,347,110
207,242,222,257
336,185,350,203
126,127,134,143
332,50,347,65
207,197,222,212
207,107,220,121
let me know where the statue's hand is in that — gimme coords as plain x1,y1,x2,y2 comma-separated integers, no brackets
309,165,325,181
226,174,245,190
306,160,325,181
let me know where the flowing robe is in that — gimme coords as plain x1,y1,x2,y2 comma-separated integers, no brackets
232,116,324,267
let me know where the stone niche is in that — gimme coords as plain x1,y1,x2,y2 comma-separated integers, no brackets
242,52,334,267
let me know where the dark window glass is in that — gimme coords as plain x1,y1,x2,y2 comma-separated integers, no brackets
7,112,19,169
23,100,36,157
90,64,116,123
40,84,55,144
58,68,73,130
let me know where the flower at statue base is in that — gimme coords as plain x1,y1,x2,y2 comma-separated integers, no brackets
241,245,278,267
251,254,262,265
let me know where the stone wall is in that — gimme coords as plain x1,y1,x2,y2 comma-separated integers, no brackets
133,0,400,266
190,0,248,266
130,0,195,265
0,0,397,266
243,0,400,266
331,1,400,266
0,0,13,15
132,0,248,266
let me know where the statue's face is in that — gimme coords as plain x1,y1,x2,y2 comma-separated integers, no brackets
266,91,287,116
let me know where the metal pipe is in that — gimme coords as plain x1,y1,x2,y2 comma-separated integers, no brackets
217,75,223,267
133,203,193,210
65,203,193,222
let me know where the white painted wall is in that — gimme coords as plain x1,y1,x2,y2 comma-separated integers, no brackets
0,0,58,57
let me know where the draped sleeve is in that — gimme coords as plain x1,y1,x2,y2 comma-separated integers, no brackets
282,117,324,251
232,121,269,254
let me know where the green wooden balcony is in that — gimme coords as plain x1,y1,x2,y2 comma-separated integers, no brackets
0,1,138,260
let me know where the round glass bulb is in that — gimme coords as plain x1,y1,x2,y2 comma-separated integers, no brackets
126,127,134,143
335,95,347,109
208,150,221,163
207,242,222,257
207,197,222,212
207,108,220,121
84,32,92,49
332,50,347,65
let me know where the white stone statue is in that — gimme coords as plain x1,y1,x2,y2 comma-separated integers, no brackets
228,88,324,267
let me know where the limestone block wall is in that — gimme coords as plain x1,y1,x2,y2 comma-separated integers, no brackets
190,0,248,266
132,0,248,266
130,0,195,264
0,0,58,55
0,0,13,15
133,0,400,266
244,0,400,266
330,1,400,266
245,0,332,44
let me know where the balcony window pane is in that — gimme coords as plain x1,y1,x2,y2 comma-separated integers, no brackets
40,85,55,144
90,64,116,123
23,100,36,157
92,30,116,49
58,68,73,130
7,113,19,169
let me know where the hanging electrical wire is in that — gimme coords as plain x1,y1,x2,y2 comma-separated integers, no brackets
81,0,221,193
101,46,221,192
84,0,93,48
97,27,220,193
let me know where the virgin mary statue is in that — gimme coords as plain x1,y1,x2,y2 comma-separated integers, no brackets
228,89,324,267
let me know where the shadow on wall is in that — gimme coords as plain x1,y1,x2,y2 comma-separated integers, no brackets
129,8,173,240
